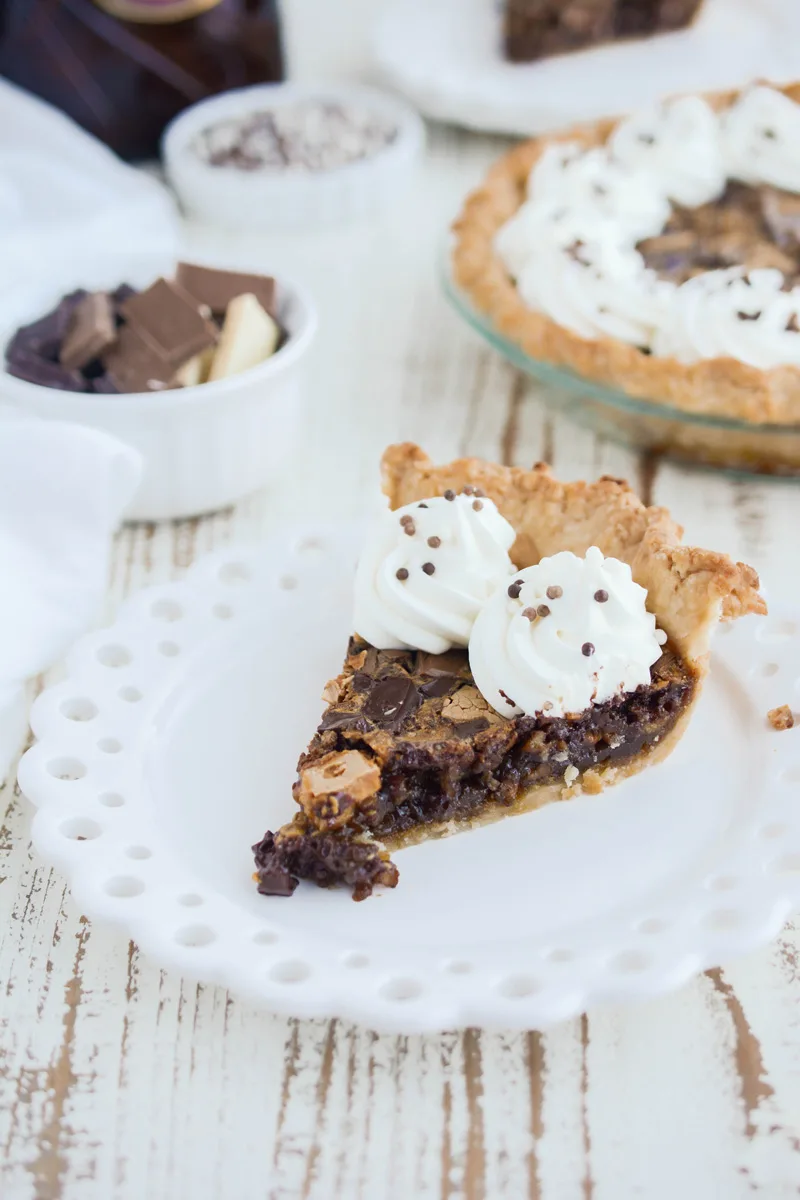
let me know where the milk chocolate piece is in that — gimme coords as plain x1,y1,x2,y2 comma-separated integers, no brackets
6,347,87,391
176,262,276,317
120,279,217,366
102,325,175,393
60,292,116,370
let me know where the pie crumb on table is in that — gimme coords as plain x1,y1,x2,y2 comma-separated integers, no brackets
767,704,795,731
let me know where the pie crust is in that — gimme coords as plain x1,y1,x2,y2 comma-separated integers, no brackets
452,81,800,425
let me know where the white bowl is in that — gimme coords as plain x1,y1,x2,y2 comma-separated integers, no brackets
163,82,425,232
0,249,317,522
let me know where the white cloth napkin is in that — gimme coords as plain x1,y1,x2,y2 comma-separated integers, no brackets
0,410,142,781
0,78,179,285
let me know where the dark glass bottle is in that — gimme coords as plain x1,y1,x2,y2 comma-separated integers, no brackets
0,0,284,161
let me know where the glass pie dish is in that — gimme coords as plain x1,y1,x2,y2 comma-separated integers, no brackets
443,260,800,479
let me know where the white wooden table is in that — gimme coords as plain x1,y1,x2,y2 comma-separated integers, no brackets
3,12,800,1195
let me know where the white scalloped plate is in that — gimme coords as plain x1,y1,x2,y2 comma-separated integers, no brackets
17,527,800,1032
374,0,800,137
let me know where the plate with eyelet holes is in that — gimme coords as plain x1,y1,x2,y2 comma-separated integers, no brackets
17,526,800,1032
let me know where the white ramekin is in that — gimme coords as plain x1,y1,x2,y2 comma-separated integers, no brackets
162,82,425,231
0,249,317,522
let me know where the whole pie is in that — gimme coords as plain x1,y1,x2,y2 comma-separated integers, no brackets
504,0,704,63
253,444,764,900
453,82,800,424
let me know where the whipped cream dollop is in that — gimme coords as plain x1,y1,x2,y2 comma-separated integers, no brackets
724,87,800,195
493,87,800,369
353,491,517,655
517,240,669,347
653,267,800,369
469,548,667,720
608,96,726,209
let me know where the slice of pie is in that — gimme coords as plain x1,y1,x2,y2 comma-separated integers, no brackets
253,443,764,900
452,83,800,425
504,0,704,64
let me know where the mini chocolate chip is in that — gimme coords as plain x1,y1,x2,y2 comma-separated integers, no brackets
507,580,523,599
443,489,455,501
462,485,475,495
472,500,483,512
582,642,595,657
396,568,409,580
474,488,485,497
594,589,609,603
522,607,537,621
422,562,435,575
417,502,428,508
546,585,563,600
737,310,761,321
537,604,550,618
427,536,441,548
399,514,412,526
403,521,416,536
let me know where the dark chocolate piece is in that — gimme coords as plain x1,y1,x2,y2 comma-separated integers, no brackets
60,292,116,370
119,278,217,366
363,677,421,728
6,347,87,391
176,263,277,318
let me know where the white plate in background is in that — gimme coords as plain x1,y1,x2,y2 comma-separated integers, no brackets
374,0,800,137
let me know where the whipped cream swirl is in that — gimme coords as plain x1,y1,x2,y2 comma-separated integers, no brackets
608,96,726,209
469,548,667,720
653,268,800,369
724,86,800,194
353,492,517,655
517,240,669,347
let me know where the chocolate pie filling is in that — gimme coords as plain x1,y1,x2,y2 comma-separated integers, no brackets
637,181,800,285
253,637,696,900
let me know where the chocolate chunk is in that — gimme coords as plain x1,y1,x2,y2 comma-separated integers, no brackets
318,709,369,732
363,677,421,728
252,832,299,896
760,186,800,252
6,347,87,391
60,292,117,369
120,278,217,366
91,374,120,394
452,718,490,738
112,283,137,308
362,647,380,675
351,672,373,693
416,650,470,678
176,262,277,318
102,324,176,393
419,675,459,699
8,290,88,362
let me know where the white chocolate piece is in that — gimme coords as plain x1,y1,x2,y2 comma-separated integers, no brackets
208,293,279,382
173,346,214,387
